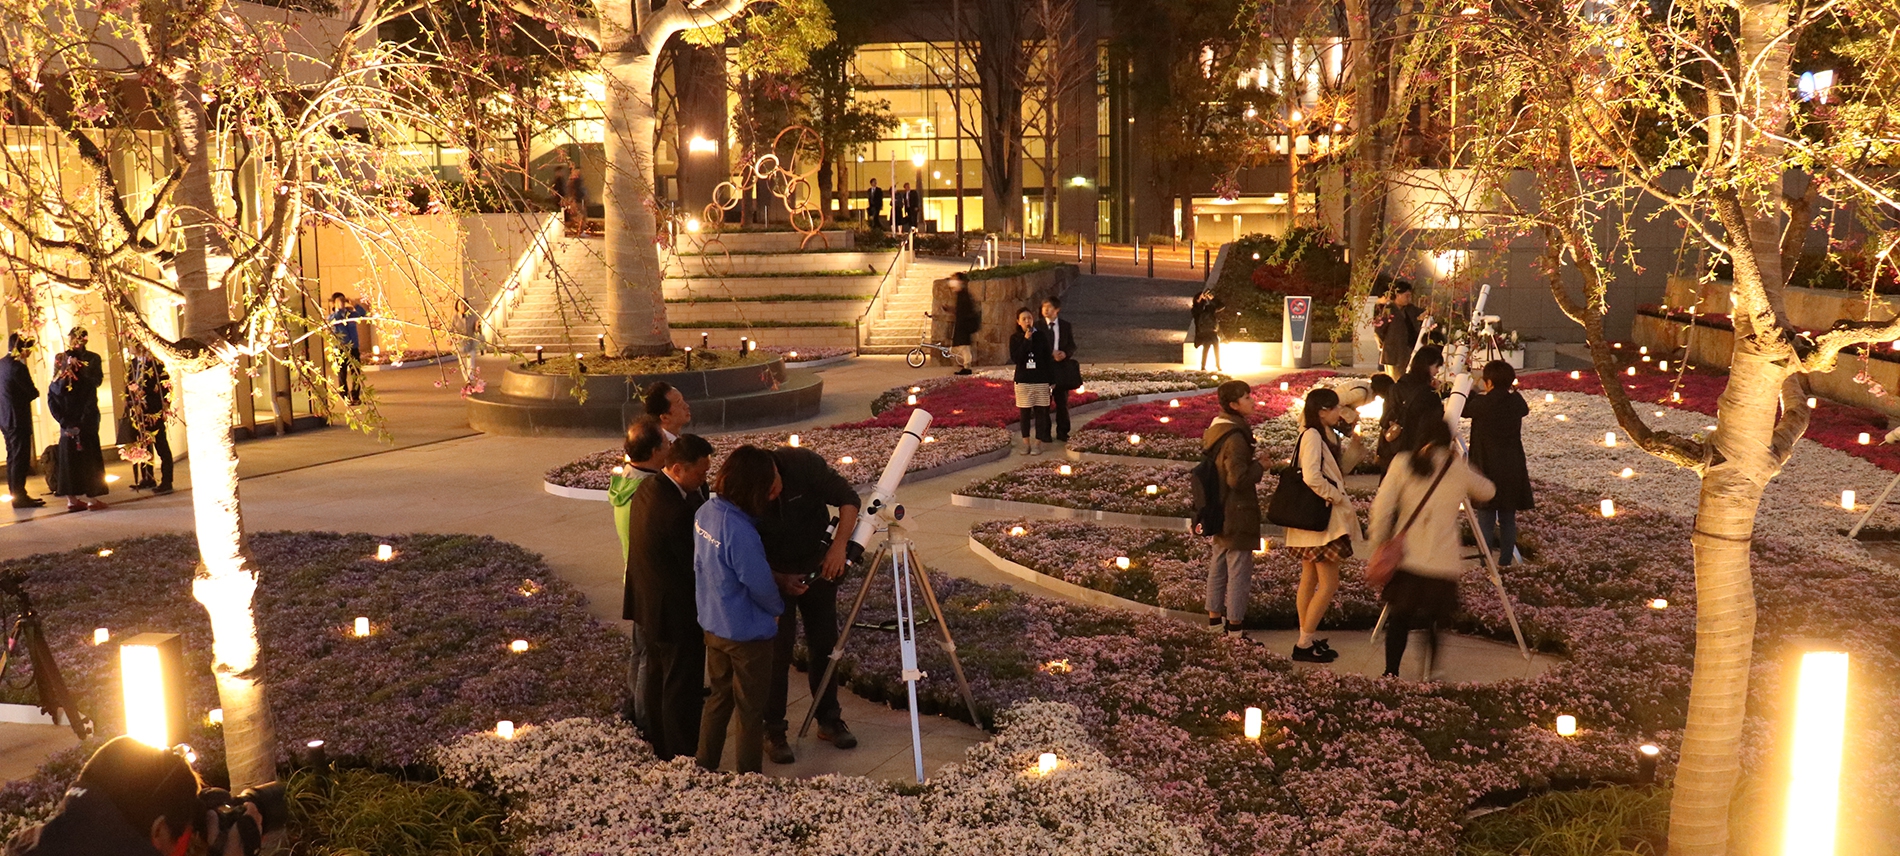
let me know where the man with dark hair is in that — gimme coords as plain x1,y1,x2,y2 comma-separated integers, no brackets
943,273,980,375
694,445,784,773
893,182,913,230
1040,295,1080,442
625,433,713,760
1,333,41,508
758,443,863,763
1373,282,1423,379
641,381,692,441
613,416,672,727
327,292,367,404
125,343,173,495
865,178,885,229
4,736,257,856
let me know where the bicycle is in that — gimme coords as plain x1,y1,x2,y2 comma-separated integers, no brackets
907,311,958,368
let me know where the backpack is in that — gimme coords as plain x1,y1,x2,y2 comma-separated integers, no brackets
1191,428,1247,537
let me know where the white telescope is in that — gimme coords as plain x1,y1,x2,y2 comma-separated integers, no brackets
849,408,933,554
1443,282,1493,429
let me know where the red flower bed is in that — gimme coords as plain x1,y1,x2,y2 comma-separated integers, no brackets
1520,367,1900,472
840,376,1104,429
1083,369,1336,438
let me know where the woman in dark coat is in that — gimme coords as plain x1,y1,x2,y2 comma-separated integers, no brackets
946,273,980,374
1463,359,1533,564
47,327,107,511
1191,290,1224,371
1008,308,1053,455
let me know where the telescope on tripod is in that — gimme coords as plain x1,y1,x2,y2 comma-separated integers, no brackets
799,408,982,783
0,571,93,739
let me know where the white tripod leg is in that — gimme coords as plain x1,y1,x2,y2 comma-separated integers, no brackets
1848,468,1900,539
892,540,927,783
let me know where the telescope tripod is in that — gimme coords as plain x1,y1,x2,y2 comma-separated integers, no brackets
799,524,981,783
0,580,92,740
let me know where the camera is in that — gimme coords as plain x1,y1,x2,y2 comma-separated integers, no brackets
199,782,287,856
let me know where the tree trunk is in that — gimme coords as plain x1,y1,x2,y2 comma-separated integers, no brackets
180,365,277,789
602,54,673,355
1344,0,1385,291
817,158,834,226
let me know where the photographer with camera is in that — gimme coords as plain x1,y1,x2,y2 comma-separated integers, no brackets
757,443,862,763
5,737,278,856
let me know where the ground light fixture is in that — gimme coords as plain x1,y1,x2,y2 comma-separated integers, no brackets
1842,490,1856,510
1858,433,1871,445
496,720,516,739
1009,526,1026,536
1244,707,1263,740
1036,753,1058,776
1620,467,1635,479
1782,648,1850,856
1545,393,1555,402
840,456,855,464
93,627,109,645
510,639,530,653
1145,484,1159,495
376,544,394,561
120,633,186,749
788,434,801,447
1648,598,1669,610
1605,432,1617,447
1600,499,1616,517
207,708,223,726
353,617,371,637
1114,556,1131,570
1058,464,1073,476
1555,715,1578,736
1637,743,1661,784
1169,399,1180,408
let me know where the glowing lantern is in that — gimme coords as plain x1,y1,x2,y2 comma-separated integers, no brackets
1556,715,1578,736
1600,499,1616,517
1114,556,1131,570
1605,432,1617,447
1570,371,1581,380
1619,467,1634,479
353,617,371,637
1544,393,1555,402
1058,464,1073,476
93,627,110,645
1841,490,1856,510
496,720,516,739
1782,650,1850,856
1648,598,1669,610
789,434,801,447
1037,753,1058,775
1859,433,1871,445
120,633,185,749
839,456,854,464
376,544,394,561
1009,526,1026,536
1128,434,1142,445
1168,399,1180,408
1244,707,1264,740
1145,484,1159,495
510,639,530,653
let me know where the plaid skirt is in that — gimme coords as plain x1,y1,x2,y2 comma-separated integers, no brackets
1014,382,1052,408
1288,535,1352,563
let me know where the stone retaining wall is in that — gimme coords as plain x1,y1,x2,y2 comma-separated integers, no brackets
929,265,1080,366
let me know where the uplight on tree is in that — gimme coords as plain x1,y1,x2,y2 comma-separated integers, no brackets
120,633,186,749
1782,650,1849,856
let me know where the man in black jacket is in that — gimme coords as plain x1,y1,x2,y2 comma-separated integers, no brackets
1373,282,1424,379
1040,296,1081,441
1,333,41,507
758,444,862,762
865,178,886,229
623,433,714,760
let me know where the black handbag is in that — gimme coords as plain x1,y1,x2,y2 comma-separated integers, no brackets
1266,433,1335,532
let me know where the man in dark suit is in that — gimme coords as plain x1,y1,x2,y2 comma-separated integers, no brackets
1,333,42,508
892,182,912,230
1040,296,1081,442
624,433,714,761
904,184,923,230
865,178,885,229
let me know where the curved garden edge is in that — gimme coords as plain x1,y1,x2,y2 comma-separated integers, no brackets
1068,385,1220,417
949,493,1195,532
784,353,853,370
966,535,1209,626
1062,448,1195,468
361,354,457,372
545,445,1014,501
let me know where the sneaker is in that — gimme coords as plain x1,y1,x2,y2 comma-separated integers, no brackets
765,732,796,764
1292,643,1339,663
818,721,858,750
1311,638,1335,655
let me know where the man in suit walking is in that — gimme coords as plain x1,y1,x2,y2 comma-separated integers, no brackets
892,182,913,230
1040,296,1081,442
865,178,886,229
624,433,714,760
1,333,41,507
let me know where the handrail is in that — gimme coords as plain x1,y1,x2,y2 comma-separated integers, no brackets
855,231,914,351
479,212,563,353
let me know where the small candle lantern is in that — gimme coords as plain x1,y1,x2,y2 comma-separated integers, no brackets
1114,556,1131,570
1604,432,1617,447
510,639,530,653
353,617,371,637
1544,393,1555,402
839,455,855,464
1279,381,1290,391
1600,498,1616,517
1168,399,1180,408
1619,467,1634,479
496,720,516,739
1145,484,1159,495
94,627,110,645
207,708,223,725
1569,370,1581,380
1842,490,1856,510
1555,715,1578,736
376,544,394,561
1009,526,1026,536
788,434,800,447
1058,464,1073,476
1648,598,1669,610
1244,707,1263,740
1128,434,1142,445
908,394,918,405
1036,753,1058,776
1859,433,1872,445
1658,360,1669,371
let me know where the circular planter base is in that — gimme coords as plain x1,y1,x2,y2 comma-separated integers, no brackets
468,357,823,437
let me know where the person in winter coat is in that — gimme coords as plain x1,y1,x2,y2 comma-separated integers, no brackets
1281,387,1368,663
1190,290,1225,371
47,328,107,511
124,343,172,494
1202,380,1268,636
1368,417,1495,679
1372,282,1423,378
1463,360,1534,564
1378,345,1444,465
1,333,41,508
1009,308,1054,455
945,273,980,374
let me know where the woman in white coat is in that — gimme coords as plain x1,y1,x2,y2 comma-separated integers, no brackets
1281,388,1366,663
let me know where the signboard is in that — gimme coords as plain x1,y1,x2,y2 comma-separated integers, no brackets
1282,295,1312,368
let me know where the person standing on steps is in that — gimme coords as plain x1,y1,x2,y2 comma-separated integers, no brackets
124,342,173,495
1010,308,1054,456
47,328,107,512
1203,380,1266,638
1,334,41,508
1369,417,1494,679
1281,387,1366,663
1463,360,1534,565
1040,296,1080,442
1191,289,1224,372
944,273,980,375
865,178,886,230
693,446,785,774
624,433,713,761
758,443,863,764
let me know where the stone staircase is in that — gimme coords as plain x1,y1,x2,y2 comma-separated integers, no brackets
495,236,610,353
859,258,962,353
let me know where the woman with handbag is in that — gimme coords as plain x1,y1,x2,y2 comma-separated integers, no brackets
1280,388,1367,663
1367,417,1494,679
1009,308,1054,455
1202,380,1266,636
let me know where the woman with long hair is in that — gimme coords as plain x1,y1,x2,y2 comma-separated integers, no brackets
1368,417,1495,679
1202,380,1268,636
1190,289,1224,371
693,445,785,773
1009,307,1054,455
1281,387,1367,663
1464,360,1534,564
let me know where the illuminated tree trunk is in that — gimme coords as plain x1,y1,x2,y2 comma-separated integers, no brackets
601,52,674,355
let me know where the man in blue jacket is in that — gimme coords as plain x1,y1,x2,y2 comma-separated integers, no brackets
693,445,784,773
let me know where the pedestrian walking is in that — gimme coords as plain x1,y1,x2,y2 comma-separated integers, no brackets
1280,387,1367,663
1191,290,1224,371
1009,308,1053,455
47,328,107,511
1463,360,1534,565
1202,380,1266,635
1368,417,1494,678
1,334,41,508
124,343,173,495
1040,296,1080,442
625,434,713,761
944,273,980,374
693,445,785,774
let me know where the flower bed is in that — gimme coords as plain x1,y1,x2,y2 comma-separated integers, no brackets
822,484,1900,855
1066,370,1335,461
0,532,625,837
859,369,1223,430
958,461,1201,518
545,426,1012,492
755,345,854,363
434,702,1204,856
